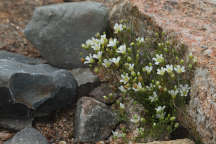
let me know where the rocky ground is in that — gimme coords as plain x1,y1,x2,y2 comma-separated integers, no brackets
0,0,215,144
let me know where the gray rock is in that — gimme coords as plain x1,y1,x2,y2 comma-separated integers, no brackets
0,59,77,118
71,68,99,87
89,83,119,104
0,50,45,65
74,97,118,143
0,118,32,131
24,2,108,68
71,68,100,97
4,127,48,144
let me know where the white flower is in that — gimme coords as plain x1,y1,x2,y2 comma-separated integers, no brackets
146,83,155,91
189,52,193,58
117,44,127,54
149,92,158,102
157,67,166,75
114,23,124,34
85,37,101,50
136,37,144,43
107,38,117,47
165,64,173,73
85,39,93,47
91,42,101,51
128,63,134,71
179,84,190,96
174,65,185,74
120,73,130,84
100,34,107,45
84,54,94,64
130,114,141,123
93,51,102,60
155,105,166,112
110,57,121,65
120,103,125,109
119,85,127,93
112,131,125,138
102,59,112,68
133,82,144,92
85,37,98,47
168,89,178,97
193,57,197,63
155,106,166,119
144,66,153,74
152,54,164,65
101,34,106,39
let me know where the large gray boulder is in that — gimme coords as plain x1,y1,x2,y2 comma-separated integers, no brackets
0,50,45,65
24,2,108,68
4,128,48,144
0,59,77,118
74,97,118,143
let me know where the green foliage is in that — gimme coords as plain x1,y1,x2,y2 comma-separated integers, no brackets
81,20,196,142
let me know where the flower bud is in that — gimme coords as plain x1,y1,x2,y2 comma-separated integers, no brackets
128,48,132,53
166,41,170,46
95,32,100,38
193,57,197,63
188,64,193,69
172,95,176,99
127,57,132,62
180,59,184,64
103,96,108,100
170,73,175,78
155,32,159,37
130,42,135,46
174,123,179,128
94,67,99,73
170,116,176,121
156,81,160,86
132,71,136,77
141,117,146,123
109,93,113,98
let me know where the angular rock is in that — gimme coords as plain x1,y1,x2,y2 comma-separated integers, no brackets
24,2,108,68
146,139,195,144
0,50,45,65
74,97,118,143
89,83,119,104
0,118,32,131
71,68,100,97
71,68,99,87
4,128,48,144
0,59,77,118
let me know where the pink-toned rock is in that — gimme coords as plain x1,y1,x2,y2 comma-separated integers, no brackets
0,131,13,141
109,0,216,143
146,138,194,144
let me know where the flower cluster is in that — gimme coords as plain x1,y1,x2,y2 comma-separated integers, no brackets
82,21,196,142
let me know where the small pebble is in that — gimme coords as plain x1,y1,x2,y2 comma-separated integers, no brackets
59,141,66,144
